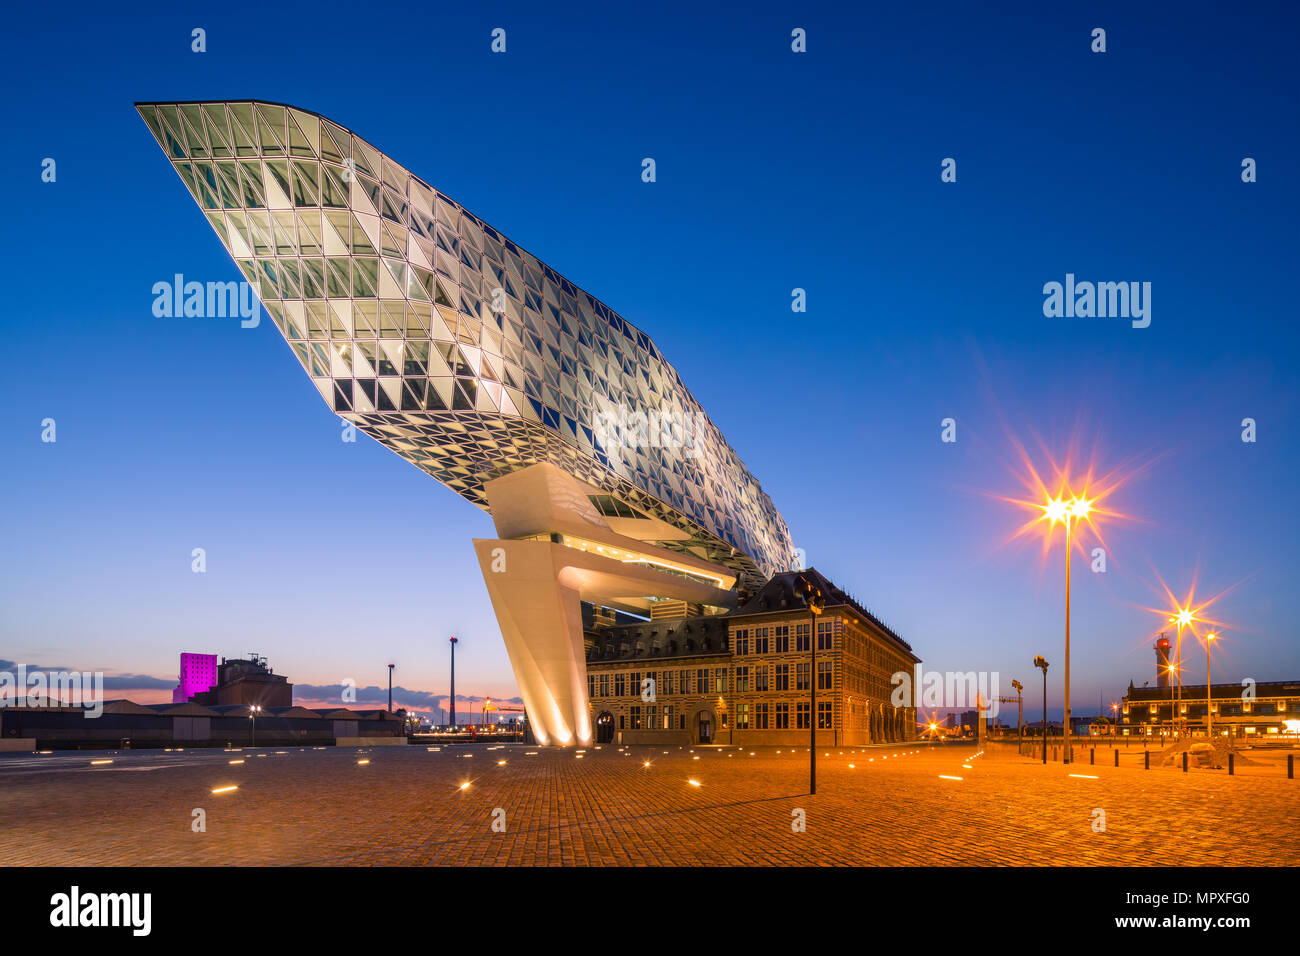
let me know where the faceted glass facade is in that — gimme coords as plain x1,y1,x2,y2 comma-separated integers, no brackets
137,100,795,582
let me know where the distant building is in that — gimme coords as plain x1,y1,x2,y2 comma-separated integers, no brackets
1154,636,1171,689
1,699,401,749
172,652,218,703
1122,679,1300,737
191,654,293,708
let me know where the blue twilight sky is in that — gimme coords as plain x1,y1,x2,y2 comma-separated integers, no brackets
1,1,1297,718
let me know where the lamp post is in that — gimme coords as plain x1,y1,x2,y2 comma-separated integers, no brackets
1034,656,1049,763
795,574,824,795
1041,494,1092,765
249,704,262,746
1204,634,1215,736
1012,679,1024,751
1165,662,1177,737
387,663,394,713
449,636,459,731
1168,607,1196,739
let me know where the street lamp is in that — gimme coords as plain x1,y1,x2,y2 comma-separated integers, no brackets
1168,606,1196,739
1011,679,1024,751
1039,493,1092,764
248,704,262,746
795,574,825,795
1033,656,1049,764
1205,632,1217,737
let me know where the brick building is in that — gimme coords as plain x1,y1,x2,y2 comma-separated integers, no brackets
584,569,919,746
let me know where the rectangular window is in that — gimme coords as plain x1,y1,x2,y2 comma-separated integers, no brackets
663,670,675,695
714,668,728,694
614,673,626,697
753,627,769,655
680,669,691,694
796,662,810,691
647,704,657,728
796,623,810,652
796,702,811,729
630,672,641,698
818,620,833,651
588,674,595,698
735,666,750,693
663,705,673,729
755,666,769,692
774,625,789,653
755,702,769,730
775,703,790,729
736,702,750,730
775,664,789,692
818,700,832,729
630,705,642,729
818,660,833,690
734,628,749,655
599,674,610,697
697,668,709,694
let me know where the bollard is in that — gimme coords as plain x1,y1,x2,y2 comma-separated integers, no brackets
1090,748,1095,765
1289,754,1294,780
1114,749,1119,767
1182,752,1188,773
1144,751,1150,770
1228,753,1234,776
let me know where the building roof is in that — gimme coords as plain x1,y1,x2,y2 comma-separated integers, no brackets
100,699,162,716
1125,680,1300,702
586,614,732,662
264,706,321,719
146,702,221,717
735,569,914,655
586,567,915,663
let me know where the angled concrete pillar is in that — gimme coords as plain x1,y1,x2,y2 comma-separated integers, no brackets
474,463,737,747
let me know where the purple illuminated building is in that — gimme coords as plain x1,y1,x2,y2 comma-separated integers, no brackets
172,652,218,704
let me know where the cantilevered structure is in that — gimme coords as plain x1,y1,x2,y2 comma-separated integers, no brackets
137,100,796,745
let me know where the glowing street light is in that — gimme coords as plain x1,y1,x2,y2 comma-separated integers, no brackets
1038,492,1095,764
1168,606,1199,739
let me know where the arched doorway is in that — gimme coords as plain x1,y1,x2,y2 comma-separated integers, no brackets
595,712,615,744
693,709,715,744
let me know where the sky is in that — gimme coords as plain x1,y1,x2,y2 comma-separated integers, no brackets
1,1,1297,720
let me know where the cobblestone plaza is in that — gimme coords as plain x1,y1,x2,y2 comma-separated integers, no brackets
3,742,1295,866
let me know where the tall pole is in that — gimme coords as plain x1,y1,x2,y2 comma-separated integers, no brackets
1206,634,1215,738
1035,657,1049,764
1042,670,1047,762
449,636,459,730
810,602,816,795
387,663,394,713
1063,516,1072,764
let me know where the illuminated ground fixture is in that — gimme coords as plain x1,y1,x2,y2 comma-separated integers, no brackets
137,100,797,747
